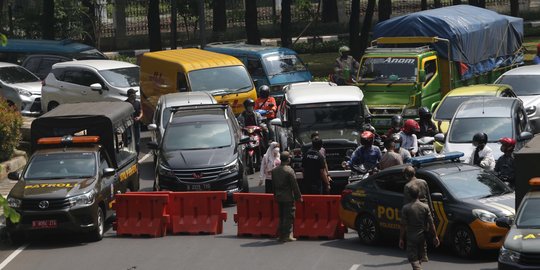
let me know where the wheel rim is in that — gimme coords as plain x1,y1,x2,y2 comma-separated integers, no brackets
358,216,376,242
97,208,104,237
454,228,472,257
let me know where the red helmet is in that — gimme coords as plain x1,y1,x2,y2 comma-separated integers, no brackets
360,131,375,146
499,137,516,150
403,119,420,134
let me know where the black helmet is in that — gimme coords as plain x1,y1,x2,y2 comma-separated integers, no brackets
258,85,270,98
243,98,255,108
362,123,376,134
418,107,432,119
391,115,403,129
472,132,488,145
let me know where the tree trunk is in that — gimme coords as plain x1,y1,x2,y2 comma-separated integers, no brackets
434,0,441,8
452,0,461,5
148,0,162,52
378,0,392,23
358,0,376,58
349,0,360,59
212,0,226,32
322,0,338,23
421,0,427,10
81,0,96,46
281,0,292,48
42,0,55,39
245,0,261,45
510,0,519,16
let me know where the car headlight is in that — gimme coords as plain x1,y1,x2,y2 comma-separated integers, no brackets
222,160,239,174
499,246,520,263
158,163,176,178
472,209,497,223
7,197,21,208
526,105,536,116
403,108,417,116
68,190,96,207
14,87,32,97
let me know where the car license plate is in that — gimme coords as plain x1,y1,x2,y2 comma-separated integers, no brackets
187,184,210,191
32,220,57,229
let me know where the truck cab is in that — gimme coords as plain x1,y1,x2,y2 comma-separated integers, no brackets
270,82,368,193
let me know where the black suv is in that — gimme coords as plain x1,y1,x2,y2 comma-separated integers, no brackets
149,104,250,198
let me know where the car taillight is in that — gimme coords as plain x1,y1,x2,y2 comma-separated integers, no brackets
341,189,352,197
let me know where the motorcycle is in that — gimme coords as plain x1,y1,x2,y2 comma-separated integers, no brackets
417,136,435,156
342,149,378,183
242,125,264,174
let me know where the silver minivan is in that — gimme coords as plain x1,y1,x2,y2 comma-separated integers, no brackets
0,62,42,116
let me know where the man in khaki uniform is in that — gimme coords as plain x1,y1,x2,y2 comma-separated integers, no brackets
272,151,302,242
403,166,433,212
400,185,440,270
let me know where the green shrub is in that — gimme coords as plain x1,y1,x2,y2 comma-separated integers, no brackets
292,39,348,54
0,98,22,162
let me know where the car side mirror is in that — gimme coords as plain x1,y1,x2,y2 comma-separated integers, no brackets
495,217,512,229
519,131,533,141
102,168,116,177
148,123,157,131
239,136,251,144
270,118,282,126
147,141,159,150
7,171,20,180
90,83,103,93
434,133,445,143
418,70,426,82
431,192,444,201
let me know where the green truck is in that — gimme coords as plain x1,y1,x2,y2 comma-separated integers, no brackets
355,5,524,131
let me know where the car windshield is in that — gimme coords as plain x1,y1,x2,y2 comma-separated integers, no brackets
516,198,540,228
448,117,512,143
263,54,308,76
358,57,417,83
24,152,96,180
435,96,479,120
497,75,540,96
163,121,232,150
294,103,361,142
77,49,107,59
0,66,40,84
188,66,253,95
99,67,140,88
439,169,511,200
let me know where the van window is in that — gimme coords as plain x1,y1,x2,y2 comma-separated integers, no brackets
263,54,307,76
177,72,188,92
188,66,252,94
63,69,102,87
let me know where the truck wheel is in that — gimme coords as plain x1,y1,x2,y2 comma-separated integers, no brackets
356,214,380,245
451,225,478,258
89,207,105,242
47,101,59,112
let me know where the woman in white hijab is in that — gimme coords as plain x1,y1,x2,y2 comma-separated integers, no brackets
259,142,281,193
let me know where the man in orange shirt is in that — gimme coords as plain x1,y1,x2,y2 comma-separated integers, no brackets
254,85,277,120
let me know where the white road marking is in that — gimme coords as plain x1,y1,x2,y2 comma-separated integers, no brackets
138,152,152,162
0,244,28,269
349,264,361,270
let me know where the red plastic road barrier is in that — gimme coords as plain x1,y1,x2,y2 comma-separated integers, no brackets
113,193,170,237
168,191,228,235
294,195,346,239
233,193,279,238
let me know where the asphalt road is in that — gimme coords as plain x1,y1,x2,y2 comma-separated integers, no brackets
0,132,499,270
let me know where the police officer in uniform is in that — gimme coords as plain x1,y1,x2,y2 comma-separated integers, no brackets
272,151,302,242
403,166,433,213
302,137,331,194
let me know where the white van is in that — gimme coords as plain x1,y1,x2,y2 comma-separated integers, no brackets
41,60,139,112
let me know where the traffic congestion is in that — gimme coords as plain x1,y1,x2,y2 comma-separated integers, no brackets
1,2,540,270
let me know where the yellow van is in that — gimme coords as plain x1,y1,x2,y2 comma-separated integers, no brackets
140,48,257,123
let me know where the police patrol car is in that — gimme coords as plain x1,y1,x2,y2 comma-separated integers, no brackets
339,152,515,258
496,178,540,269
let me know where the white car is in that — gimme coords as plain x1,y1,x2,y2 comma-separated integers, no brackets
0,62,42,116
41,60,139,112
495,65,540,133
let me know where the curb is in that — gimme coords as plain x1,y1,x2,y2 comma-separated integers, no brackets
0,151,27,182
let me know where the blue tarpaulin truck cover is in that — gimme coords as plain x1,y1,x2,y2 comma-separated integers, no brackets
373,5,523,77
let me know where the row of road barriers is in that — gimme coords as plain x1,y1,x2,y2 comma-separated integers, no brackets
113,191,346,239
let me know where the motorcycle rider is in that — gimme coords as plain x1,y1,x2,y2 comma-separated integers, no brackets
362,123,383,151
237,98,264,128
384,115,404,140
348,131,382,171
495,137,516,187
417,107,438,138
334,46,359,85
254,85,277,120
400,119,419,157
466,132,495,171
393,133,412,163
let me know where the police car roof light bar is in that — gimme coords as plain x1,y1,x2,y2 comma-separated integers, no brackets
37,135,100,145
410,152,464,167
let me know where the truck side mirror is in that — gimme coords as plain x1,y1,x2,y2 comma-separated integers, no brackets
418,70,426,83
7,171,20,180
495,217,512,229
102,168,116,177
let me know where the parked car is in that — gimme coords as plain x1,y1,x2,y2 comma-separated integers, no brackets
205,42,312,99
438,97,533,161
495,65,540,133
148,92,217,163
432,84,517,133
148,104,250,200
0,62,42,116
41,60,139,112
271,82,369,193
21,54,72,80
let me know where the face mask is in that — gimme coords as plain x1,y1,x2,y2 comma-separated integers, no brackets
247,106,254,113
273,148,280,155
395,143,401,149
